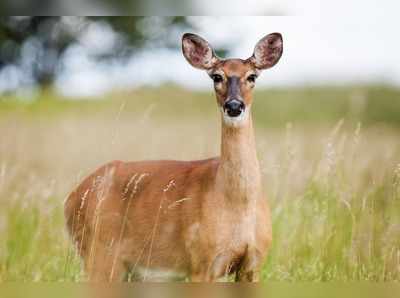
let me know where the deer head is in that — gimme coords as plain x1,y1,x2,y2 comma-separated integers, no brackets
182,33,283,127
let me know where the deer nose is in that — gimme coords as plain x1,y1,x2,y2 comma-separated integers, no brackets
224,99,245,117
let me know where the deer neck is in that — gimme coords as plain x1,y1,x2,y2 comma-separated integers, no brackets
217,111,262,206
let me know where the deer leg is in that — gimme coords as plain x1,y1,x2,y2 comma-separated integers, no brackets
235,249,263,282
235,268,260,282
86,252,127,282
84,239,128,282
190,272,209,282
190,253,236,282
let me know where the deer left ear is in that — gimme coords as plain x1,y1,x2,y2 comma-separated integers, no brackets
248,33,283,70
182,33,219,70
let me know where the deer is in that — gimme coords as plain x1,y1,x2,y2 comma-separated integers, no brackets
64,32,283,282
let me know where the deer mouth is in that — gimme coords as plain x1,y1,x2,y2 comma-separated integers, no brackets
221,103,248,127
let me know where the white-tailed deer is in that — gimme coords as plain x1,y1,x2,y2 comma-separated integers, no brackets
65,32,283,282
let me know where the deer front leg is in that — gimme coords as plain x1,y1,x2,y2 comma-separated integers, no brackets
235,249,264,282
190,252,234,282
85,247,127,282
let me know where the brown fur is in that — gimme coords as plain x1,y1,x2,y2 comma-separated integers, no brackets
65,33,283,282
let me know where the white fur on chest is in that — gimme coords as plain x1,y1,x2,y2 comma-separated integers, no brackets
214,208,258,250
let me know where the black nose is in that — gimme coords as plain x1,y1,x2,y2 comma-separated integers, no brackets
224,100,245,117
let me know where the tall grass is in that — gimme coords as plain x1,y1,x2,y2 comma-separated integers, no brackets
0,86,399,281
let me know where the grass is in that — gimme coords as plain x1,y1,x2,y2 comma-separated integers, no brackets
0,85,399,281
2,84,400,126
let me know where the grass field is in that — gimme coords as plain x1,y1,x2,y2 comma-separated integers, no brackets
0,85,399,281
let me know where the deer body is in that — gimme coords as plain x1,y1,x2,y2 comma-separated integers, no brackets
65,32,283,282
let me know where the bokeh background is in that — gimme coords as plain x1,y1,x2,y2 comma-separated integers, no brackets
1,15,400,96
0,15,399,281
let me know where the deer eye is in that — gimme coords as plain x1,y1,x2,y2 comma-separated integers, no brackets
211,74,223,83
247,74,257,83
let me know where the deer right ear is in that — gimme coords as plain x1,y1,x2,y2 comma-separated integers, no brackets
182,33,219,70
248,33,283,70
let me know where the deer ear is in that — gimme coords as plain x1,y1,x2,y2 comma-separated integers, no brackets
182,33,219,70
248,33,283,70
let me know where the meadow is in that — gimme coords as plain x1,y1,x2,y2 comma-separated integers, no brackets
0,85,399,281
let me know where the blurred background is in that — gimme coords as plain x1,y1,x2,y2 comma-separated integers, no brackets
0,15,399,281
1,15,400,97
